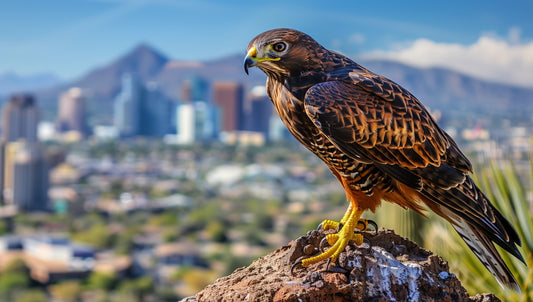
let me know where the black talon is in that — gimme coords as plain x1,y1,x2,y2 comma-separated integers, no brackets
367,219,378,234
317,222,344,232
356,219,378,233
324,257,348,273
319,237,330,252
291,257,306,276
356,219,368,231
325,258,332,271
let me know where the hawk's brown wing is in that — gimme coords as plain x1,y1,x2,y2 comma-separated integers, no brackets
304,73,471,190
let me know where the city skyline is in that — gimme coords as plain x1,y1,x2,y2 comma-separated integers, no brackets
1,1,532,88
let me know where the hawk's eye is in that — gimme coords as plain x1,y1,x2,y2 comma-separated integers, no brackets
272,42,287,52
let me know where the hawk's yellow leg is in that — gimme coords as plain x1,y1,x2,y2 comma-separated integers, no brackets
320,203,374,232
302,206,365,267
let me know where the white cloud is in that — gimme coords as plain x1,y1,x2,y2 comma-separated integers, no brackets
348,33,366,45
361,28,533,88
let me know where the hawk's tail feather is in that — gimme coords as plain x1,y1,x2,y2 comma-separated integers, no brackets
447,210,521,292
419,180,523,291
421,180,524,263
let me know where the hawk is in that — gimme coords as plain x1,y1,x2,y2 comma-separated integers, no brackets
244,28,523,290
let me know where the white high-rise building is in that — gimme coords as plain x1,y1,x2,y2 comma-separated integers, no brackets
175,102,219,144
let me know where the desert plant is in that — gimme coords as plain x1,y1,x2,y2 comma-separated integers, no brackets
425,159,533,300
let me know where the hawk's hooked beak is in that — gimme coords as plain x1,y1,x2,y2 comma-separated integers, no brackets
244,47,258,75
244,46,281,75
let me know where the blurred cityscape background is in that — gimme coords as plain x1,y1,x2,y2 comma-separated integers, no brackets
0,1,532,301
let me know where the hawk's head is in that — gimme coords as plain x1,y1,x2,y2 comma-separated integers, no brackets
244,28,325,80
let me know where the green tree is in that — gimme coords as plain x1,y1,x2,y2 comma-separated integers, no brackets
0,220,9,235
2,258,29,275
114,232,134,255
118,277,154,301
0,273,29,292
148,211,179,227
180,269,217,295
49,281,82,302
72,222,113,249
163,229,179,242
0,258,30,294
86,272,118,291
13,290,47,302
206,220,228,243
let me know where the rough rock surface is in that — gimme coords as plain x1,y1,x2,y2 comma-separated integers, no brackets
182,228,500,302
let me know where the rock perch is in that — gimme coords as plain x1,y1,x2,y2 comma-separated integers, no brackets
182,228,500,302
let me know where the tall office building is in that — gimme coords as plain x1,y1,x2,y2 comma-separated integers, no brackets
1,94,39,142
138,82,173,137
246,86,272,137
12,142,48,211
175,102,219,144
3,141,23,202
0,94,49,211
114,74,173,138
114,74,142,137
181,76,209,103
55,87,89,137
0,139,5,204
212,81,245,132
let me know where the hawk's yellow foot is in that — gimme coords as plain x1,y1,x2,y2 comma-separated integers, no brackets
319,218,377,232
318,219,342,231
302,222,363,267
325,232,363,247
318,203,376,233
302,207,365,267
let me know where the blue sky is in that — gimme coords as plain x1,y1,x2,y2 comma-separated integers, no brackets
1,0,532,86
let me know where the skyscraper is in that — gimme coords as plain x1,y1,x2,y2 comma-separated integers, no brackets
181,76,209,103
55,87,89,138
0,139,5,204
114,74,173,138
246,86,272,137
114,74,142,137
1,94,39,142
212,81,245,132
139,82,173,137
0,94,49,211
3,140,24,202
175,102,219,144
12,142,49,211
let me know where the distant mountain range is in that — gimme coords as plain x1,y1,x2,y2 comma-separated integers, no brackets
4,43,533,125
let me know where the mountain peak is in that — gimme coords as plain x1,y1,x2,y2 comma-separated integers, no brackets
67,43,169,97
127,43,168,62
114,43,169,78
